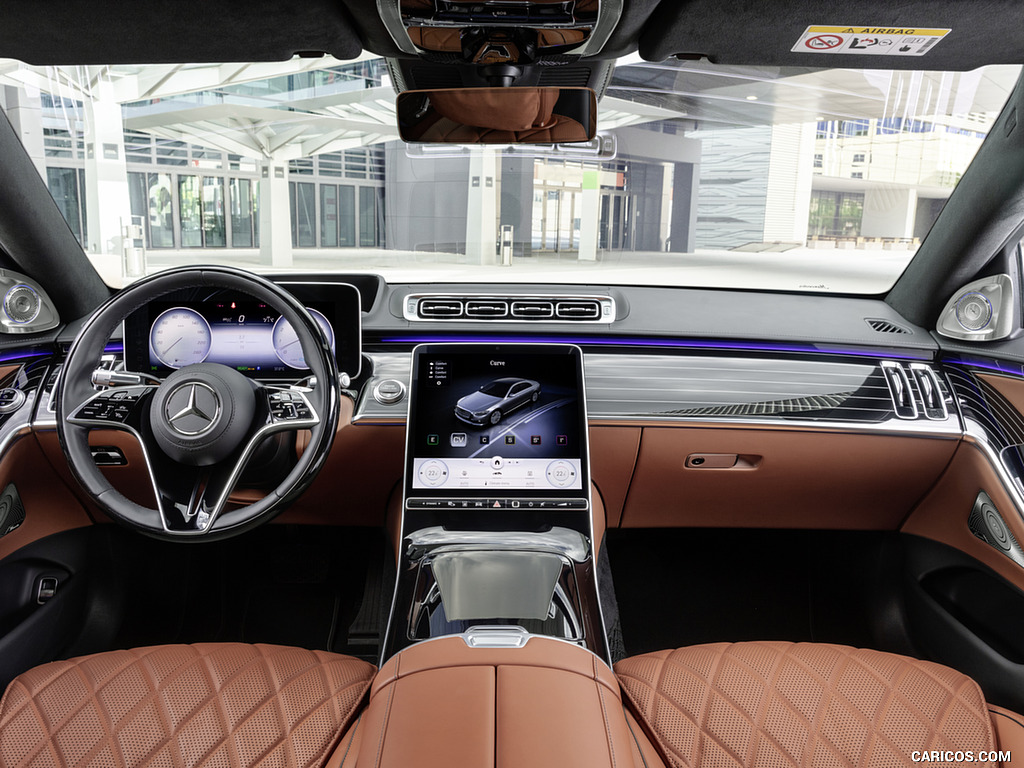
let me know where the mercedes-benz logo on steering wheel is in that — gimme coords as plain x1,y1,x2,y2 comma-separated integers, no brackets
165,381,221,436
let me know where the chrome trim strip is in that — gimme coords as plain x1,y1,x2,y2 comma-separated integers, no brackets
406,526,591,562
404,628,614,670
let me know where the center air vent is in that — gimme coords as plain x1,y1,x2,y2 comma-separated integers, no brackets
418,298,464,318
405,294,615,323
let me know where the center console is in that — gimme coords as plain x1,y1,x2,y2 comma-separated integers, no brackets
382,343,609,663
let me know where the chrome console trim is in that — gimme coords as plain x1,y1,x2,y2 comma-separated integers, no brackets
406,526,591,562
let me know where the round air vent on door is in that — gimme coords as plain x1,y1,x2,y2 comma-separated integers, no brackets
954,292,993,331
3,284,41,324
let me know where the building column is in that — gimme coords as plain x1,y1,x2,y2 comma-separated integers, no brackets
669,162,698,253
577,168,600,261
763,122,816,244
83,81,131,256
465,147,498,264
861,187,919,239
259,162,293,267
3,86,45,179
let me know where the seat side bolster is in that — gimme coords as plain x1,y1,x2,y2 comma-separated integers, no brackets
990,705,1024,765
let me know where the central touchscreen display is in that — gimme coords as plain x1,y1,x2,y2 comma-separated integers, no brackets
406,344,587,497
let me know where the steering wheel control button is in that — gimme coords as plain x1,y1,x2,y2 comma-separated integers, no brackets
373,378,406,405
150,363,257,466
0,388,25,414
269,389,315,422
75,390,143,423
418,460,449,487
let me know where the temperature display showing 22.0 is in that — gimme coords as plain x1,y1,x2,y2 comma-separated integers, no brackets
148,307,212,368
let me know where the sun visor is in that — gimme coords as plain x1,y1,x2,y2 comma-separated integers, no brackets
639,0,1024,69
0,0,363,64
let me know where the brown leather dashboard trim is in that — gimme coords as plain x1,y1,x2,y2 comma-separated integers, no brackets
622,427,958,529
903,440,1024,592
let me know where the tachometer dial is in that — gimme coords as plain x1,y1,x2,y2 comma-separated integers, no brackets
149,307,212,369
271,309,334,369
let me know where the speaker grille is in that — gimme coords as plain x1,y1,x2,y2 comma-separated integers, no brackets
3,284,40,324
955,292,993,331
0,483,25,537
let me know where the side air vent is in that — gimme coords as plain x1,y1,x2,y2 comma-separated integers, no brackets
866,318,911,335
418,298,463,318
404,294,615,323
880,361,918,419
880,361,950,421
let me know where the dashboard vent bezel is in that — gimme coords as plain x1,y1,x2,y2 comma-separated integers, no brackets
404,294,616,323
865,318,911,335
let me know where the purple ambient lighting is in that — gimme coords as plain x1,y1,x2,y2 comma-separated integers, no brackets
381,335,930,360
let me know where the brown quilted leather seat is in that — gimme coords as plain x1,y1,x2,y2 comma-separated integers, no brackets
0,643,375,768
615,642,1014,768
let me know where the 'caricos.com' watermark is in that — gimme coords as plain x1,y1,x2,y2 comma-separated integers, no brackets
911,751,1011,763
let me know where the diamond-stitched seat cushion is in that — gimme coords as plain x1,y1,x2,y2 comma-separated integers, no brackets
615,641,997,768
0,643,376,768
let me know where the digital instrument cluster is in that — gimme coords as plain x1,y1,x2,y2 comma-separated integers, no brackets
124,283,361,379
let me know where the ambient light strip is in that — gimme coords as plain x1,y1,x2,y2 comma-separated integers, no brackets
381,335,932,361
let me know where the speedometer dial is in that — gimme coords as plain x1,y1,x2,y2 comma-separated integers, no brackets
271,309,334,369
149,307,212,369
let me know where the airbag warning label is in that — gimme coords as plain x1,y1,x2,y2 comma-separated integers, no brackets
792,26,950,56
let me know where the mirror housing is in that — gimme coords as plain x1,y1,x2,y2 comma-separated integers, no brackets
397,87,597,144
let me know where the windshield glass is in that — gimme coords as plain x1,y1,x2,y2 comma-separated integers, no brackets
0,56,1018,293
480,381,511,396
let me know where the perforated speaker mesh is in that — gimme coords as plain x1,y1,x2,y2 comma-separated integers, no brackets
955,292,993,331
3,285,40,324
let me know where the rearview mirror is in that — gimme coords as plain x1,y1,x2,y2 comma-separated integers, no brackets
397,87,597,144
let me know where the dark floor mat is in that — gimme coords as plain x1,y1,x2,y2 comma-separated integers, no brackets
94,525,388,661
605,528,908,658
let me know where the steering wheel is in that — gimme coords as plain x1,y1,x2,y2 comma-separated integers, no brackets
56,266,340,540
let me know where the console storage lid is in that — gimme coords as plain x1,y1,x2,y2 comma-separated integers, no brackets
353,632,639,768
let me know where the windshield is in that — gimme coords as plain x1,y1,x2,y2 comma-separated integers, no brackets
480,381,512,396
0,56,1018,293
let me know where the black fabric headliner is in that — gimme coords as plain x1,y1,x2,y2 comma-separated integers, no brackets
0,0,363,65
640,0,1024,68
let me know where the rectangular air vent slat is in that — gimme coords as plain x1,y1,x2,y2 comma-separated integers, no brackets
511,300,555,319
556,300,601,320
465,300,509,318
407,294,614,323
418,299,463,318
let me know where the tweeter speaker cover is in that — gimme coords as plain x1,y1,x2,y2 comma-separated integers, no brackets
3,284,41,324
954,291,993,331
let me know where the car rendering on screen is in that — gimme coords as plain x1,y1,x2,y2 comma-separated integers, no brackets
454,377,540,425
